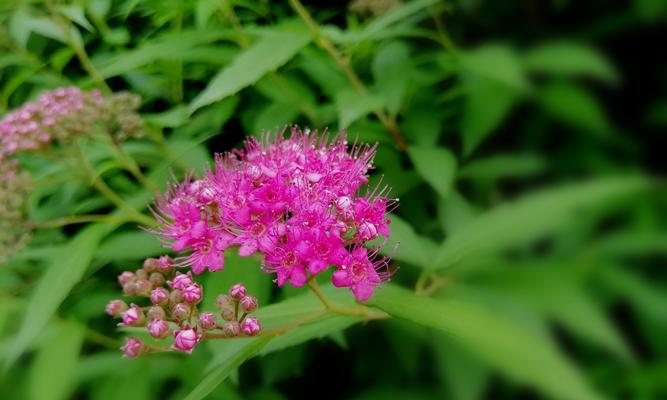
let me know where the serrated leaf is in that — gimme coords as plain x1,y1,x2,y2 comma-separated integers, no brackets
370,285,604,400
430,176,650,270
539,81,611,135
407,145,457,198
3,224,109,369
524,42,617,84
189,31,311,113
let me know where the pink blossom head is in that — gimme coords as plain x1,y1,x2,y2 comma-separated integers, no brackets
172,327,200,353
147,319,170,339
199,312,217,330
332,247,390,302
121,337,144,358
241,317,261,336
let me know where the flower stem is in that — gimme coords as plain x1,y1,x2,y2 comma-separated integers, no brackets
288,0,408,150
30,214,129,230
306,277,389,320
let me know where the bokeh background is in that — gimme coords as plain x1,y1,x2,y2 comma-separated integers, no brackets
1,1,666,399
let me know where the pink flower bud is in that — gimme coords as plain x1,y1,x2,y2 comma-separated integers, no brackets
134,279,153,296
147,319,170,339
147,306,166,321
215,294,231,309
105,299,128,317
150,287,170,305
183,284,202,304
199,312,217,330
121,337,144,358
143,257,159,271
222,321,241,337
335,196,352,209
170,273,194,290
171,303,190,320
240,295,258,313
135,269,149,280
118,271,135,286
122,304,145,327
357,221,378,240
241,317,261,336
123,282,138,296
170,289,184,304
149,272,165,287
220,306,236,321
172,327,199,353
229,284,246,300
157,255,173,270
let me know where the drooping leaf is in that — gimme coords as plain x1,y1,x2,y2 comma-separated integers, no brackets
407,145,457,198
189,31,311,113
524,41,618,84
370,285,604,400
539,81,611,135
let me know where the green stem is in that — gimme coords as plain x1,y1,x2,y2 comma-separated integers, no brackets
306,277,388,320
30,214,129,230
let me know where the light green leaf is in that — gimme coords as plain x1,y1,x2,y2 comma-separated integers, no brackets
189,31,311,113
379,215,437,267
433,335,489,400
459,153,546,181
407,145,457,198
96,231,164,262
430,176,650,270
3,224,109,369
253,101,301,134
370,285,604,400
539,81,611,135
524,42,617,84
461,77,518,156
461,45,530,92
59,4,95,32
372,41,411,116
28,322,84,400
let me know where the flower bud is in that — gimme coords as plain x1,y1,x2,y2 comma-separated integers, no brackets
241,317,262,336
147,305,166,321
335,196,352,209
122,304,145,327
135,269,149,280
157,255,173,270
149,272,165,287
173,327,199,353
105,299,128,317
240,295,258,313
134,279,153,296
220,305,236,321
143,257,159,271
169,289,184,305
118,271,135,286
183,284,202,304
199,312,217,330
171,303,190,320
215,294,231,309
222,321,240,337
147,319,170,339
170,273,193,290
121,337,144,358
229,283,246,300
150,287,170,306
357,221,378,240
123,281,138,296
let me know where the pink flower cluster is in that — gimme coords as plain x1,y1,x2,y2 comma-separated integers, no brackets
108,256,262,357
0,86,143,161
153,128,395,301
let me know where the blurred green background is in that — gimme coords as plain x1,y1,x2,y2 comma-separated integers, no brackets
1,0,666,399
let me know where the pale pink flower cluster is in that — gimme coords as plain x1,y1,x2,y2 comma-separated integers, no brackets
153,128,395,301
0,86,142,160
108,256,262,357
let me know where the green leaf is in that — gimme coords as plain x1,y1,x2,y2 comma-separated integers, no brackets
407,145,457,198
3,224,109,369
461,78,518,156
430,176,650,270
96,231,164,262
28,322,84,400
433,335,489,400
458,153,547,181
370,285,604,400
336,89,386,129
461,45,530,92
539,81,611,135
189,31,311,113
372,41,411,116
524,42,618,84
379,215,437,268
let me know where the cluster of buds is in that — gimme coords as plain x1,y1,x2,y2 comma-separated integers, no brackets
107,256,262,358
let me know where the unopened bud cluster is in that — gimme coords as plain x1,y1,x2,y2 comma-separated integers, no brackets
0,160,31,263
108,256,262,358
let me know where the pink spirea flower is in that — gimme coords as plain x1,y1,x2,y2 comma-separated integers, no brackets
121,337,144,358
182,283,203,304
169,273,193,290
152,128,395,301
241,317,261,336
172,327,200,353
147,319,170,339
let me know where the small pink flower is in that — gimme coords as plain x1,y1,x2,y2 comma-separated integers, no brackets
171,303,190,320
241,317,261,336
169,273,193,290
121,337,144,358
122,304,145,327
105,299,127,317
331,247,388,302
182,283,202,304
157,255,173,270
229,284,246,300
240,295,258,313
199,312,217,330
150,287,170,305
118,271,134,286
172,327,200,353
147,319,170,339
